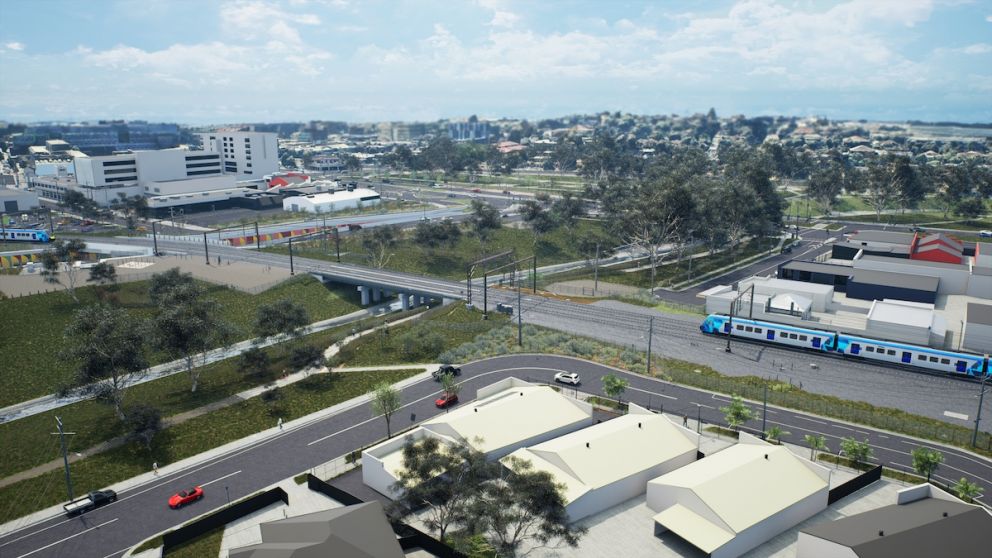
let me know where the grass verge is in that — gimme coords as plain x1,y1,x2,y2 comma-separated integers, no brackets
164,526,224,557
440,324,992,460
0,368,418,524
0,275,361,407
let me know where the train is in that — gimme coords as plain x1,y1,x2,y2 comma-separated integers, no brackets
699,313,990,378
0,228,53,243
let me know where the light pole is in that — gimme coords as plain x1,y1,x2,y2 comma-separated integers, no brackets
203,232,210,265
151,220,159,256
225,485,230,505
973,356,989,447
646,317,654,376
289,236,295,275
52,416,75,501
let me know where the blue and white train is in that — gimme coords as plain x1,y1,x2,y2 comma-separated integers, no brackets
0,228,53,243
699,314,990,378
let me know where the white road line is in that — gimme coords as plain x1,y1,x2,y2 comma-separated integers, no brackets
0,517,78,548
795,416,829,425
200,470,242,487
16,518,118,558
101,546,131,558
627,386,677,400
943,410,969,421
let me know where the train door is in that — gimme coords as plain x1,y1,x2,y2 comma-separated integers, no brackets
956,360,968,373
850,343,861,355
902,352,912,364
812,337,821,348
766,330,775,340
723,322,731,334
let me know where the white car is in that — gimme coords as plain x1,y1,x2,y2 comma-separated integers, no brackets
980,230,992,238
554,372,581,385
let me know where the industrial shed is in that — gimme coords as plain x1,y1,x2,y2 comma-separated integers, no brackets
797,484,992,558
503,405,699,522
866,300,946,347
362,378,594,498
963,303,992,354
647,434,830,558
846,269,939,304
282,188,381,214
778,260,854,291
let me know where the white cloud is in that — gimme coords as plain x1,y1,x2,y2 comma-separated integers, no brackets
3,41,25,51
221,0,320,40
477,0,520,28
962,43,992,54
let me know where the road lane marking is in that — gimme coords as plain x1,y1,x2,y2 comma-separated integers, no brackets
943,410,969,421
101,546,131,558
16,518,118,558
0,517,79,548
795,416,829,425
200,470,241,487
627,386,677,400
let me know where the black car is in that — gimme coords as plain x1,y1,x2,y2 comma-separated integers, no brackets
432,364,462,380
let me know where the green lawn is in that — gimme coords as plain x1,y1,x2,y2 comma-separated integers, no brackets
165,527,224,558
0,275,361,407
0,368,419,524
0,316,392,479
267,221,604,281
539,237,776,290
331,303,508,367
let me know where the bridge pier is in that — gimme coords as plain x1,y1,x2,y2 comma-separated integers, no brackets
372,287,382,303
400,293,410,311
358,285,371,306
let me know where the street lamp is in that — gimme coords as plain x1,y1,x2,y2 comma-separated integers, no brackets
225,485,230,505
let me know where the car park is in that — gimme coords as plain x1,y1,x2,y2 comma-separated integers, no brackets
435,392,458,408
168,486,204,509
432,364,461,380
554,372,581,385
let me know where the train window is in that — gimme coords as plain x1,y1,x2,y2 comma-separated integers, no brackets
745,326,753,332
736,325,744,331
918,355,926,361
887,350,895,356
779,332,786,338
940,358,950,365
755,328,762,334
799,335,808,341
930,356,938,362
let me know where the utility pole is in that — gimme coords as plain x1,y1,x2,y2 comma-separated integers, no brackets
47,207,54,235
761,383,768,439
334,227,341,262
646,317,654,376
593,242,600,293
482,270,488,319
151,220,159,256
203,232,210,265
696,404,702,435
52,416,76,501
973,356,989,447
532,255,537,293
289,236,295,275
517,267,523,346
254,222,261,251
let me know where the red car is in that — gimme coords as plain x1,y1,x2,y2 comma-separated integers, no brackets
435,392,458,408
168,486,204,509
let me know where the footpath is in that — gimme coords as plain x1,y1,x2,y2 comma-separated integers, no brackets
0,310,432,489
0,302,399,425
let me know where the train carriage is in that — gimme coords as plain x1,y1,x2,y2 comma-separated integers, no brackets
0,228,52,243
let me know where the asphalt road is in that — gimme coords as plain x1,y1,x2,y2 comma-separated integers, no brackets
69,233,992,429
2,355,988,558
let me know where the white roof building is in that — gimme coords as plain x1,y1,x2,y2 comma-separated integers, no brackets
362,378,593,498
503,404,699,522
647,434,830,558
283,188,381,214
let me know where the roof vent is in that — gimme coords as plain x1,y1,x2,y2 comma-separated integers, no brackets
474,408,478,413
586,442,590,448
943,512,948,517
638,422,642,429
878,530,884,537
764,454,769,460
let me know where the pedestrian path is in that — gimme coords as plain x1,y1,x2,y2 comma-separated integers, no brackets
0,303,395,425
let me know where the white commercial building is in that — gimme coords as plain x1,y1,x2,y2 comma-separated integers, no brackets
647,434,830,558
362,378,594,498
503,404,699,522
866,299,947,347
196,130,278,179
283,188,381,214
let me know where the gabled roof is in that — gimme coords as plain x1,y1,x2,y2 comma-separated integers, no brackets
802,498,992,558
649,436,829,534
504,410,697,505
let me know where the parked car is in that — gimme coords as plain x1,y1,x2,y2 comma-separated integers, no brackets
472,188,482,193
168,486,204,509
554,372,581,385
496,303,513,316
432,364,461,380
447,193,456,198
435,392,458,408
63,490,116,516
980,230,992,238
910,225,926,233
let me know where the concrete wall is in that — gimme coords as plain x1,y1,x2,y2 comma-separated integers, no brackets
796,533,858,558
712,487,829,558
847,280,935,304
963,322,992,354
854,258,970,295
967,272,992,299
145,175,236,195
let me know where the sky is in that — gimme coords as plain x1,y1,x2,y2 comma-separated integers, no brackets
0,0,990,125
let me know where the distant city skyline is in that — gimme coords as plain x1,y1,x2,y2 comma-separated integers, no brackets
1,0,990,125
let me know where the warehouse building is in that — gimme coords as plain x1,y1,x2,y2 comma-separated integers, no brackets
778,260,854,291
283,188,381,214
866,299,946,347
647,434,830,558
503,405,699,522
963,303,992,354
797,484,992,558
362,378,594,498
847,269,938,304
0,187,39,212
